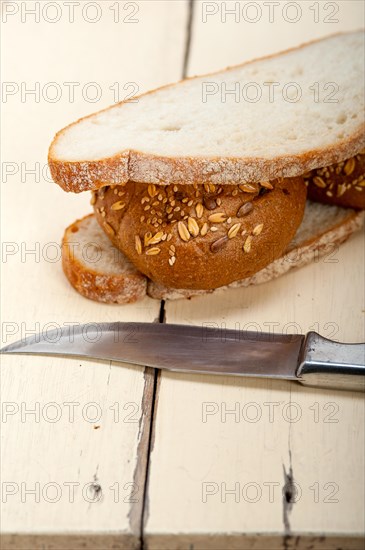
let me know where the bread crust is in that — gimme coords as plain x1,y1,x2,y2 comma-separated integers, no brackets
93,178,307,290
306,152,365,209
49,31,365,193
60,208,364,304
62,215,147,304
148,209,365,300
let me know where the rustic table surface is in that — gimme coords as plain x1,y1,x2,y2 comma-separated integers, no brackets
1,1,364,549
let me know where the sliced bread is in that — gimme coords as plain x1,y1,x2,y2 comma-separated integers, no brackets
61,204,364,303
62,214,147,304
49,31,365,192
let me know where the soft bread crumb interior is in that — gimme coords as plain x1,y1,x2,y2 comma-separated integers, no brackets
69,216,137,275
53,32,364,161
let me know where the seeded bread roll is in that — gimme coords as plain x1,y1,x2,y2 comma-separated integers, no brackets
305,153,365,209
93,178,307,290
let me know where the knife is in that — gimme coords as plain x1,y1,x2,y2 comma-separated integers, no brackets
1,323,364,392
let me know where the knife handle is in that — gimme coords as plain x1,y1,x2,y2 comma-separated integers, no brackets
297,332,365,392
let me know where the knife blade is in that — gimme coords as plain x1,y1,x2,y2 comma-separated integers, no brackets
1,323,364,391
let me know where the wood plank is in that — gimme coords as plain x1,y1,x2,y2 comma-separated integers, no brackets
144,3,365,548
0,2,187,548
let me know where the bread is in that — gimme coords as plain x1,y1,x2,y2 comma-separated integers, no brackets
62,214,146,304
61,204,364,304
149,202,364,299
306,151,365,209
49,31,365,192
93,178,307,290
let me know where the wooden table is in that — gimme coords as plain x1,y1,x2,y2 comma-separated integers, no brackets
1,2,364,548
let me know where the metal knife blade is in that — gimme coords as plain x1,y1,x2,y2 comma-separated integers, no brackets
1,322,303,380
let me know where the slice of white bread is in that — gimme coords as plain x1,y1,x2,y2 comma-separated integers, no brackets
61,204,364,303
62,214,147,304
49,31,365,192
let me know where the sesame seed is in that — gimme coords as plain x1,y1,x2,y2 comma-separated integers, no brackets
167,234,173,241
210,226,218,232
169,256,176,266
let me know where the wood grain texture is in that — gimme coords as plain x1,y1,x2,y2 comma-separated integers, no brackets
144,3,365,548
0,1,187,548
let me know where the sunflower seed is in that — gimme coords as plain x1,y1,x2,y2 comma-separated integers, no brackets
237,202,253,217
203,196,217,210
210,236,228,253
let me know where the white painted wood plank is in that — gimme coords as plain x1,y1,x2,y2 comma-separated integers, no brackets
145,4,365,548
0,2,187,548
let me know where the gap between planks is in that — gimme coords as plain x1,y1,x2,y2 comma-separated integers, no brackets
132,2,196,548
